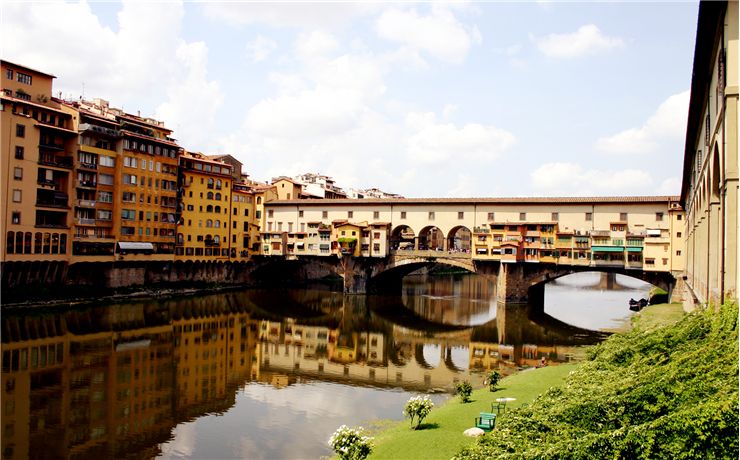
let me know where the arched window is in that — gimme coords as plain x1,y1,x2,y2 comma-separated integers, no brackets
207,192,214,200
257,197,262,204
177,233,184,244
207,178,214,189
206,219,213,228
216,179,222,189
51,233,60,254
215,193,221,201
34,232,42,254
214,235,220,244
206,205,213,213
214,220,220,228
24,232,32,254
43,233,51,254
215,206,221,214
6,231,14,254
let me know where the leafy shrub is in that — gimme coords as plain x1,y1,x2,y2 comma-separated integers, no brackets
455,380,473,403
328,425,373,460
485,370,501,392
454,302,739,460
403,395,434,429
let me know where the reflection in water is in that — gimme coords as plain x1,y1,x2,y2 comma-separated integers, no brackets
0,273,635,459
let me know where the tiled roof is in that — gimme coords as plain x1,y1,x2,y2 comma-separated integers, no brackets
266,196,680,206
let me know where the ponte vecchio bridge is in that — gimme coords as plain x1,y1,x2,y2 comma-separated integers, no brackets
259,196,684,307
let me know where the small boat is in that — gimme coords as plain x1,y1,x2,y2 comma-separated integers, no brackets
628,298,649,311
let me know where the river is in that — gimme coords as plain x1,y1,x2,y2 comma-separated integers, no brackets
0,272,650,459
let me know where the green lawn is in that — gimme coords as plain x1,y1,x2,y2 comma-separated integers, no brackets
368,364,578,460
631,302,685,331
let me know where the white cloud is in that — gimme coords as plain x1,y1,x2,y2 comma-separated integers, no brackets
531,162,653,196
656,177,681,195
595,90,689,154
1,0,221,152
245,35,278,62
405,112,515,164
295,30,340,61
534,24,623,58
155,42,224,149
201,2,379,28
376,6,481,64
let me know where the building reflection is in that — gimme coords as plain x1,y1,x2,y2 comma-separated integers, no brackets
2,285,607,459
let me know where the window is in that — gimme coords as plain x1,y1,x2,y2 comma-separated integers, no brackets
16,124,25,137
99,156,115,167
123,157,138,168
98,191,113,203
676,250,682,256
98,210,112,221
585,212,593,221
11,212,20,224
551,212,558,221
16,72,32,85
677,214,683,221
620,212,628,221
400,211,406,219
487,212,495,221
428,211,435,220
656,212,664,221
519,212,526,221
322,211,328,218
14,146,23,159
12,190,21,203
122,192,136,202
98,174,113,185
298,210,304,218
5,69,12,79
676,232,682,238
121,209,136,220
13,168,22,180
458,211,464,219
268,210,274,218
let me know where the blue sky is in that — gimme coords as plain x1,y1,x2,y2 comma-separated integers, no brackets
2,1,699,197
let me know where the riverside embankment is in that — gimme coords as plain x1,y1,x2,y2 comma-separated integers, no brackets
366,302,739,460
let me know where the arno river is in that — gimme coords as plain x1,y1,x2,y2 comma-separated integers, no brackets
0,272,650,459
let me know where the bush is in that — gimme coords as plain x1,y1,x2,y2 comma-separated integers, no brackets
454,302,739,459
403,395,434,429
485,370,501,392
328,425,373,460
455,381,473,403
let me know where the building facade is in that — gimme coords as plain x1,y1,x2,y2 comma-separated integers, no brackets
681,0,738,304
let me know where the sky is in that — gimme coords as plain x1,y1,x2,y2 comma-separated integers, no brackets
1,1,699,198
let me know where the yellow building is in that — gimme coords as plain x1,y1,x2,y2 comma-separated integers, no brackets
231,183,258,260
271,176,303,201
116,113,180,260
1,60,76,262
175,152,233,261
681,0,737,304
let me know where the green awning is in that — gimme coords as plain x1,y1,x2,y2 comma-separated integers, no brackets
627,247,643,252
591,246,624,252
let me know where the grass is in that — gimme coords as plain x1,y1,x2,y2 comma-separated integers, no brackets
368,364,578,460
364,303,689,460
632,302,685,331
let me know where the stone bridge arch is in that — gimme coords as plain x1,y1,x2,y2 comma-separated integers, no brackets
496,263,677,311
418,226,445,251
447,225,472,253
391,225,416,250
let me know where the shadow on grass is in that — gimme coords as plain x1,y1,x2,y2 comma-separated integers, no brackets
416,422,440,430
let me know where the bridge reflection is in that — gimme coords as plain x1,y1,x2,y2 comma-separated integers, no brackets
1,286,609,459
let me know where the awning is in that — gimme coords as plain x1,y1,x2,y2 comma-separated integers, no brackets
591,246,624,252
627,247,643,252
117,242,154,250
319,244,330,249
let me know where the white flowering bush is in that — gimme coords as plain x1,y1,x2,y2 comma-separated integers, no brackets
328,425,373,460
403,395,434,429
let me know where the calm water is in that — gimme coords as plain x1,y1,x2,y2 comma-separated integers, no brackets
0,272,650,459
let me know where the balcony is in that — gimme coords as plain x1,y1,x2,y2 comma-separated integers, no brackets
473,227,489,234
37,178,57,187
38,155,73,169
39,141,65,151
76,179,97,189
79,123,120,138
78,162,98,171
36,195,69,208
77,199,97,208
75,218,96,226
204,239,221,247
